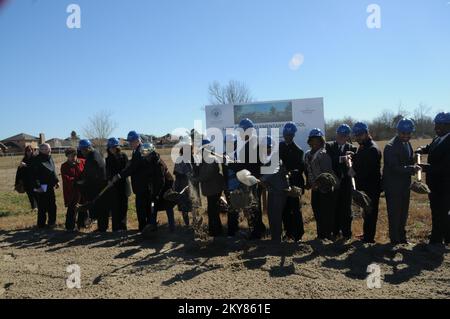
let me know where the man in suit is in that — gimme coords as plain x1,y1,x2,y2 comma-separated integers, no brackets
326,124,357,240
279,122,306,242
416,112,450,246
231,118,267,240
111,131,152,232
383,119,421,245
350,122,382,243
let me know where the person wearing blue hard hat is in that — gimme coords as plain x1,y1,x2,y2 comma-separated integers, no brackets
416,112,450,245
77,138,109,232
279,122,306,242
173,138,194,227
78,139,92,150
113,131,177,234
304,128,338,241
325,124,357,240
196,136,226,237
105,138,130,232
349,122,382,243
383,118,421,245
336,124,352,137
239,118,254,131
222,132,240,236
232,118,267,240
126,131,140,143
352,122,369,137
258,135,292,243
111,131,152,232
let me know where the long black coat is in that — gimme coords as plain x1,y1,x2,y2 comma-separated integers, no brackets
279,141,306,188
15,156,36,192
326,141,357,187
80,149,107,198
232,136,263,178
147,152,175,211
106,152,131,196
382,136,415,192
31,153,59,189
120,144,152,195
421,135,450,190
352,139,382,195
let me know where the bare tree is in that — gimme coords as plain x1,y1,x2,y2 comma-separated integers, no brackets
208,80,254,105
83,110,117,154
413,103,434,138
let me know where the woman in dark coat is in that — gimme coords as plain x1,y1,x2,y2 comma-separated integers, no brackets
197,140,225,237
173,145,193,226
106,138,130,232
304,129,339,241
15,146,37,211
146,148,176,232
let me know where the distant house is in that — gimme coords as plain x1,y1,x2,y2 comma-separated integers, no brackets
1,133,40,153
154,134,179,146
46,138,73,152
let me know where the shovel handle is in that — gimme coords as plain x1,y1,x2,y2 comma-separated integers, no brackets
347,157,357,191
416,154,422,182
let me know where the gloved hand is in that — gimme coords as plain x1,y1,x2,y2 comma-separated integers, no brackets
415,148,423,154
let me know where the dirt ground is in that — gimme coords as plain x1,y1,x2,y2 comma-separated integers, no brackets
1,227,449,299
1,140,449,299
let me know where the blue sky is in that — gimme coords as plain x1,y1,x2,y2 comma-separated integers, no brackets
0,0,449,139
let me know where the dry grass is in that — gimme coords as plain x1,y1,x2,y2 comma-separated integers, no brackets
0,139,433,244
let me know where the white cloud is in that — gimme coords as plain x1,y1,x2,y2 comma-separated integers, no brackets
289,53,304,71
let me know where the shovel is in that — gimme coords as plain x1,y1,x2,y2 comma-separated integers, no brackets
75,183,113,213
163,185,190,202
410,154,431,194
347,158,372,216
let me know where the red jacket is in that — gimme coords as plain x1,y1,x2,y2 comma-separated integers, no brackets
61,159,85,207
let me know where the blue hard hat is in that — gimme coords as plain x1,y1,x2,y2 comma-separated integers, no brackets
336,124,352,136
434,112,450,124
352,122,369,136
396,118,415,133
283,122,298,136
239,118,254,131
127,131,140,142
78,139,92,149
107,137,120,149
309,128,324,138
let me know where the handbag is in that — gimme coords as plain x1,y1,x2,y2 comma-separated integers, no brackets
15,180,26,194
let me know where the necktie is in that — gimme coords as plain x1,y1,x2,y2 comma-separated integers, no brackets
403,143,410,158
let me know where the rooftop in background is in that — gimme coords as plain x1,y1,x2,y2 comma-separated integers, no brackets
1,133,39,142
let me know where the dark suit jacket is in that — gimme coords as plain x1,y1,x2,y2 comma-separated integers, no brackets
382,136,415,192
326,141,357,184
279,141,305,188
120,144,151,194
421,135,450,190
353,138,382,195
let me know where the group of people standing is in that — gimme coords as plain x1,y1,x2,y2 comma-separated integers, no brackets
14,112,450,246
